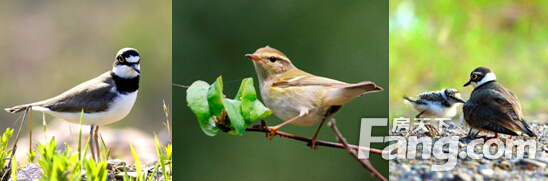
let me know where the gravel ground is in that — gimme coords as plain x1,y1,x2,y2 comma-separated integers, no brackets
389,122,548,181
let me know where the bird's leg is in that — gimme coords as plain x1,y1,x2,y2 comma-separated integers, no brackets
94,125,101,161
468,128,480,139
90,124,96,161
415,111,424,119
308,118,326,149
268,110,308,140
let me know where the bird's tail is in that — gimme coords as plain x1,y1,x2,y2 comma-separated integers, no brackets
403,95,417,105
521,120,538,137
5,105,30,113
322,81,382,106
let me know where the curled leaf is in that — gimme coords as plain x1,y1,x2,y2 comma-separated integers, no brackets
187,81,219,136
207,76,224,116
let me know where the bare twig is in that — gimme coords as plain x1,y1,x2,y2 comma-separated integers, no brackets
244,120,385,155
328,119,386,181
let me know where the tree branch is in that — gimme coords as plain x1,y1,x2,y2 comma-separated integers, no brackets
245,120,385,155
244,120,387,181
328,119,386,181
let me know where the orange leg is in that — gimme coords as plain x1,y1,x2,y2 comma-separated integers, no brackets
268,110,308,140
308,118,326,149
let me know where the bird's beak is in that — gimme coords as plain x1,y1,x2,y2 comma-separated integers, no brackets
132,64,140,74
456,98,466,103
463,80,471,87
245,54,261,61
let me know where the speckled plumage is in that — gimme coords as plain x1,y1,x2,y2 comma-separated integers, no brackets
404,88,465,119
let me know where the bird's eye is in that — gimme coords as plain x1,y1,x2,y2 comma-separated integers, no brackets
118,55,125,63
471,74,478,80
269,56,276,62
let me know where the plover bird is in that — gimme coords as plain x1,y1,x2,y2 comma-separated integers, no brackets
404,88,465,119
5,48,140,160
404,88,465,136
462,67,536,139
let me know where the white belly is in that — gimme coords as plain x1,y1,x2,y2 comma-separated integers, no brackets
263,86,330,126
412,101,459,118
33,91,138,125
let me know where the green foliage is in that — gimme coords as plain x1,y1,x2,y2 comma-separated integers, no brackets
164,144,172,172
155,134,171,181
37,137,82,181
207,77,225,116
0,128,14,169
122,163,131,181
27,150,36,163
35,112,109,181
187,76,272,136
99,136,112,162
130,143,147,181
11,152,16,181
187,80,218,136
84,159,108,181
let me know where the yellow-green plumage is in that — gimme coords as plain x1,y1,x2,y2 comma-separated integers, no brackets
247,46,382,126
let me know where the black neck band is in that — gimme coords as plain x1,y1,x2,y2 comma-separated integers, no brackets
111,72,139,94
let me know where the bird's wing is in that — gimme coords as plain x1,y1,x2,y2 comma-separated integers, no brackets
36,72,118,113
272,69,347,87
464,88,528,135
271,69,382,106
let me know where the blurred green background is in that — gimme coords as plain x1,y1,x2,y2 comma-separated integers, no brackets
389,0,548,123
0,1,171,162
173,0,388,180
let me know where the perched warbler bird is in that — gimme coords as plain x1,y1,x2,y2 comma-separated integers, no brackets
245,46,383,148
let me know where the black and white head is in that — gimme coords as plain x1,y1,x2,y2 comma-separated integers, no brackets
443,88,465,104
463,67,496,88
113,48,140,78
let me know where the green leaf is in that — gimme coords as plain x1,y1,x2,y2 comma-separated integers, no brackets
234,78,250,100
249,100,272,123
222,98,245,135
187,80,219,136
207,76,224,116
236,78,271,124
130,144,143,181
154,134,169,181
239,78,257,123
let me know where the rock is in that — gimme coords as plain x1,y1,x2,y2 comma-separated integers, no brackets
472,174,484,181
518,159,547,169
424,171,443,180
9,163,43,181
454,172,472,181
498,161,511,170
479,168,494,178
108,159,124,165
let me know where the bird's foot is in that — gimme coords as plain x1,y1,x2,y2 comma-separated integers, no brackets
307,139,319,149
266,127,278,140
